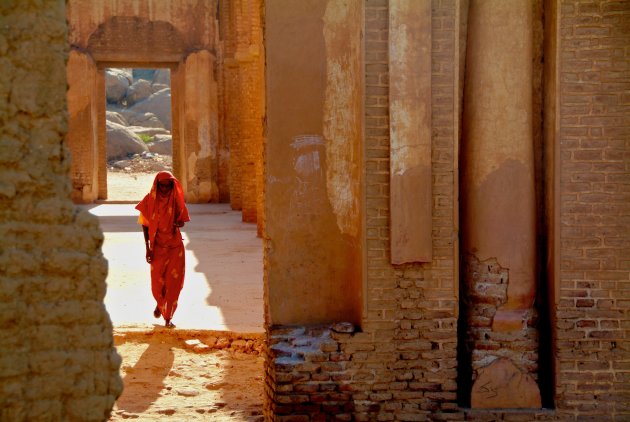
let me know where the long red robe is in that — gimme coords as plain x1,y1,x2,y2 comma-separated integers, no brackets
135,171,190,322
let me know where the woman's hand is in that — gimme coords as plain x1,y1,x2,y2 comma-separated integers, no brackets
145,246,153,264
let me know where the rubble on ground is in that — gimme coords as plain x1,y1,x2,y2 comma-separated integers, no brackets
108,151,173,173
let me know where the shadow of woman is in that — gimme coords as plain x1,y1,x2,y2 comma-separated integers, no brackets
114,337,175,414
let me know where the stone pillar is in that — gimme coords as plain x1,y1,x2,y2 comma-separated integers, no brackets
66,49,99,203
389,0,432,264
461,0,541,408
181,50,219,203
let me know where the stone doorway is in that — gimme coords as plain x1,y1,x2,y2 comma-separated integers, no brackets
103,67,174,203
67,7,224,208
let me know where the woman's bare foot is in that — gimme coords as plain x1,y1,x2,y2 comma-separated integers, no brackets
165,320,176,328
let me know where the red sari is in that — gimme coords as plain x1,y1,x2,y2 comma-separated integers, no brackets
135,171,190,323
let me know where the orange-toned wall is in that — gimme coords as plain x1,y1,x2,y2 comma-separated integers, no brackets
67,1,216,56
219,0,265,230
66,0,220,204
264,0,363,326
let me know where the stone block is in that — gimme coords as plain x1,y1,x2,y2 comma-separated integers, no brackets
471,358,541,409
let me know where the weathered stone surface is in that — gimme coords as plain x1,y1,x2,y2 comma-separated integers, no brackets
105,68,131,104
471,358,541,409
126,78,153,106
1,2,121,419
123,110,165,129
106,110,128,126
147,134,173,152
152,83,169,93
331,322,355,334
106,120,148,160
127,88,172,130
128,126,169,137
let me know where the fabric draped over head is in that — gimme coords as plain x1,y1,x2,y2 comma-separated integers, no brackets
135,171,190,245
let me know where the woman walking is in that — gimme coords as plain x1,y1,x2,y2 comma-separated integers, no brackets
136,171,190,328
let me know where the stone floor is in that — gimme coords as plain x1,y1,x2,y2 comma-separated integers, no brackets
83,202,264,333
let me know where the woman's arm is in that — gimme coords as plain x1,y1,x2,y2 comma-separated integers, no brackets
142,225,153,263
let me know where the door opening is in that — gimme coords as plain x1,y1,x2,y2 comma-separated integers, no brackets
104,67,172,202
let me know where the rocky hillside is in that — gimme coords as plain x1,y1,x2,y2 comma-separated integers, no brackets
105,68,172,173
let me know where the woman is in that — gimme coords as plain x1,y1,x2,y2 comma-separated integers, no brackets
135,171,190,328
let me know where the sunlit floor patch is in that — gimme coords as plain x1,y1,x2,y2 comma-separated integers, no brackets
83,203,264,332
110,333,264,421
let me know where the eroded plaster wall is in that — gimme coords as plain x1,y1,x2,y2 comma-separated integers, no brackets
0,2,122,420
264,1,459,418
264,1,629,420
67,49,100,203
265,0,363,326
66,0,221,204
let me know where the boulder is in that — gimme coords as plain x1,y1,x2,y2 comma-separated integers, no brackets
128,88,172,130
106,120,148,160
151,83,169,94
126,79,153,106
106,111,127,126
147,134,172,155
105,68,132,104
128,126,170,137
121,110,164,129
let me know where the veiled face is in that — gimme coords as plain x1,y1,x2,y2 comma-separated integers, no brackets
158,180,173,195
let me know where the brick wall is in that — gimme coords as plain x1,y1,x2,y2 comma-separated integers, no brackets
220,0,264,226
263,0,630,420
265,0,461,419
0,2,122,420
555,1,630,420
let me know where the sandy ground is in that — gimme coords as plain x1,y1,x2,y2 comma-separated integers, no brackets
109,331,265,421
98,172,265,421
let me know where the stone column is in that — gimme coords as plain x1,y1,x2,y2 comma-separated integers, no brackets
461,0,541,408
66,49,99,203
181,50,219,203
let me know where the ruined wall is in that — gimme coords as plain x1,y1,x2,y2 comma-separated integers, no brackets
264,0,629,420
264,0,460,419
66,50,100,203
0,2,122,420
66,0,220,204
264,0,363,327
554,1,630,420
219,0,265,229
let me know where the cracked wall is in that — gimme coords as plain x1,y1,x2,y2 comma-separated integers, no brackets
0,2,122,420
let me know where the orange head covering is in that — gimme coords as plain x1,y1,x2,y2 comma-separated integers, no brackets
135,171,190,245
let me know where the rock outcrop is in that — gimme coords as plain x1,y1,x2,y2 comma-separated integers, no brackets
105,68,132,104
127,88,172,130
104,68,173,161
106,120,149,160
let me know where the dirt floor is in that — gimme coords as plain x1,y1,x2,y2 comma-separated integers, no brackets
105,168,266,421
109,330,265,421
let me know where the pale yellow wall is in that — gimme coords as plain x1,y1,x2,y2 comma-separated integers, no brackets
0,2,122,420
